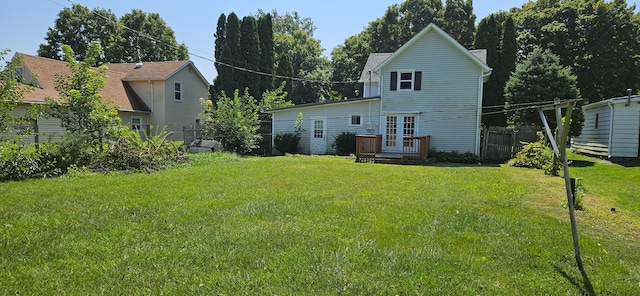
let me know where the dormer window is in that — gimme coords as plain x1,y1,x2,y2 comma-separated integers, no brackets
15,67,23,80
390,70,422,91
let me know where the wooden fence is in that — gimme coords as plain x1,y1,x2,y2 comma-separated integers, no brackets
481,126,540,161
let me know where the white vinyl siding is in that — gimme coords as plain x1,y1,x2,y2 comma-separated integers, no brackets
270,99,380,154
379,30,482,153
349,114,362,126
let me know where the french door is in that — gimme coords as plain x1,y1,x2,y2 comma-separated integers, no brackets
383,114,417,152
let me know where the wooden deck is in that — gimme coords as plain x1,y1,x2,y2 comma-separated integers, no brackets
355,135,430,164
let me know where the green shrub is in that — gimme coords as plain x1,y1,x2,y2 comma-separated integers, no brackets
273,132,300,155
332,131,356,156
508,141,557,174
429,150,480,164
93,127,187,172
0,141,62,181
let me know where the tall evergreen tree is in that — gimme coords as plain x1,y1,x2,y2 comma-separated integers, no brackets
239,16,262,101
214,14,226,66
215,13,241,97
442,0,476,48
212,13,227,97
475,14,502,126
504,48,582,136
475,12,516,127
276,54,294,101
258,14,275,95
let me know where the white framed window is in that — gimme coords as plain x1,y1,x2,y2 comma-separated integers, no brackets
349,114,362,126
174,81,183,102
16,67,23,79
399,70,414,90
131,116,142,131
194,117,202,127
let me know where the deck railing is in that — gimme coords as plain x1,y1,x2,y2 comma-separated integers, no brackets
356,134,429,162
402,136,430,159
355,134,382,161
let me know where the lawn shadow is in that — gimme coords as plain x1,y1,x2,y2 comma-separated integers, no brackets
569,160,596,167
613,158,640,167
553,264,595,296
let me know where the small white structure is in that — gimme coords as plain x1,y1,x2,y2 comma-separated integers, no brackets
265,23,492,155
572,94,640,158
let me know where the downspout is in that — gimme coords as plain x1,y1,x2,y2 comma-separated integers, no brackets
607,100,615,158
378,70,384,135
476,69,493,155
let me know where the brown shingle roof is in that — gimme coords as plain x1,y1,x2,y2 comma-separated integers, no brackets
18,53,150,112
104,60,190,81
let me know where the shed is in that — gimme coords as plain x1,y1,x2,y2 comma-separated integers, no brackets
572,94,640,158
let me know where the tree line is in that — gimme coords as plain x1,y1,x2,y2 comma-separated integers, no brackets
14,0,640,137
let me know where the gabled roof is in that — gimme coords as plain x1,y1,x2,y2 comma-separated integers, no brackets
104,60,210,87
358,53,392,83
374,23,492,75
16,53,150,112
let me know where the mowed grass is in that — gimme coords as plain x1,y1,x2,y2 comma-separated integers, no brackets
0,152,638,295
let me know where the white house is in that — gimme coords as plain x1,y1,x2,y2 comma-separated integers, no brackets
11,53,209,142
265,23,492,156
572,94,640,158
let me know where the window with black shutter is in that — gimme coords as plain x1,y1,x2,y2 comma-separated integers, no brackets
414,71,422,91
390,72,397,91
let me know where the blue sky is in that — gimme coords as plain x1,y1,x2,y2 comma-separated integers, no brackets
1,0,638,83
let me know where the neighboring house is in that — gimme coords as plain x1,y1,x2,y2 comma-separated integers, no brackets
572,94,640,158
266,23,491,155
11,53,209,142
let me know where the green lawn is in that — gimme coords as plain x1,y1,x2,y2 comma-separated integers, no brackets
0,152,638,295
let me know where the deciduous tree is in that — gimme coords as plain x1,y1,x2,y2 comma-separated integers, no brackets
43,42,121,151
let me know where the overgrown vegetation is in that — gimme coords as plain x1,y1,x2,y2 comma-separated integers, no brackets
0,44,186,181
508,133,560,176
199,89,261,154
332,131,356,156
93,128,187,172
429,149,481,164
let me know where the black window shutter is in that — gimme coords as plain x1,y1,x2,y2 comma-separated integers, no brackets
390,72,397,91
414,71,422,91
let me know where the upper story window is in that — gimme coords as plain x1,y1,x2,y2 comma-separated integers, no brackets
390,70,422,91
174,81,182,102
399,71,413,90
16,67,23,79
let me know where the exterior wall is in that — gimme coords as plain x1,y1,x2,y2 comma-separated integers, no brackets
271,100,381,154
363,81,380,98
163,65,209,142
610,102,640,157
378,30,482,153
127,80,166,131
572,103,611,156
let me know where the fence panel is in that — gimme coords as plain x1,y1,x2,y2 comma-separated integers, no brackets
482,126,540,161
